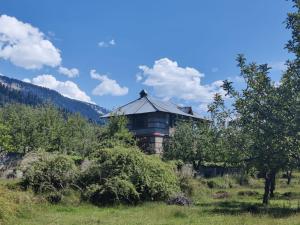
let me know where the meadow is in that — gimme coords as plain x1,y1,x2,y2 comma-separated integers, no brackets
2,174,300,225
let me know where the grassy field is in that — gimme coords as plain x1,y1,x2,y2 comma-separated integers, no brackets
2,176,300,225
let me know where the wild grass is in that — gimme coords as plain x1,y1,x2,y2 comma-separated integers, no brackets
0,179,38,225
3,174,300,225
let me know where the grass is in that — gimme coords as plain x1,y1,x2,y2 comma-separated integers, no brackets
3,175,300,225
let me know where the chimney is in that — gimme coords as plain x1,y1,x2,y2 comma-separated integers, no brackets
139,89,148,98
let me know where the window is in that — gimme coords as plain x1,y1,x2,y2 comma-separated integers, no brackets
132,114,148,129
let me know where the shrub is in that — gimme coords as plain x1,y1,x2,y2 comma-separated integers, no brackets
178,176,194,196
233,173,251,186
206,176,237,189
84,178,139,205
46,191,62,204
22,153,78,195
80,147,179,205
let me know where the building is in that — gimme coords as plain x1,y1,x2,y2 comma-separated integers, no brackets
101,90,207,154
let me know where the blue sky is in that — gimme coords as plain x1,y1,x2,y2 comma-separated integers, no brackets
0,0,293,113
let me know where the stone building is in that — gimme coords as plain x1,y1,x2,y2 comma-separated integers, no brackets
101,90,206,153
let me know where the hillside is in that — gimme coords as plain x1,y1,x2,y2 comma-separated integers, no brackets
0,75,109,122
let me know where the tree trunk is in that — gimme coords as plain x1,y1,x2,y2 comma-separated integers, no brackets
263,172,272,205
270,171,276,198
287,171,292,185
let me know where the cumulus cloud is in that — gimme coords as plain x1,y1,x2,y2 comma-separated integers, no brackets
136,73,143,82
137,58,225,110
90,69,128,96
98,39,116,48
22,78,31,83
0,15,61,69
25,74,93,103
109,39,116,45
58,66,79,78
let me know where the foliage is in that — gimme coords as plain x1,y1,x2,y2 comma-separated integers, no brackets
84,178,140,205
206,176,237,189
79,146,179,205
279,0,300,177
163,121,219,170
0,104,101,156
98,114,136,149
22,153,78,194
0,122,13,152
208,0,300,204
178,176,194,196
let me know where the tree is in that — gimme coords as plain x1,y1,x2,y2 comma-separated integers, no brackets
220,54,296,204
0,122,13,152
163,120,221,170
278,0,300,184
0,104,101,156
208,94,251,172
62,113,98,156
97,114,136,149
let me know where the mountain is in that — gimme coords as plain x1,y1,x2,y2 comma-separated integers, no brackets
0,75,109,123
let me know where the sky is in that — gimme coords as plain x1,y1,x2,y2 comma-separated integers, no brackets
0,0,294,114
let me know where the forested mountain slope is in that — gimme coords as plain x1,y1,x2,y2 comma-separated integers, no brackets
0,75,109,122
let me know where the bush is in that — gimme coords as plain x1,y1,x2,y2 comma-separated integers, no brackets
178,176,194,196
22,153,78,195
233,173,251,186
46,191,62,204
206,176,237,189
84,178,139,205
80,147,179,205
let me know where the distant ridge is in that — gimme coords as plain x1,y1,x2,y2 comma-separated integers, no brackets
0,75,109,123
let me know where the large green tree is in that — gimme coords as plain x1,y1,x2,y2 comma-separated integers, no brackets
279,0,300,181
0,104,102,156
213,0,300,204
163,120,223,170
221,56,289,204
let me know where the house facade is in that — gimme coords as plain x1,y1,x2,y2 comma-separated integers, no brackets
101,90,206,154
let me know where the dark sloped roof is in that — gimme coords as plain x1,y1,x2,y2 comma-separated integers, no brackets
101,90,205,120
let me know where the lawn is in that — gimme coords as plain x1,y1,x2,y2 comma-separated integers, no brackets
3,176,300,225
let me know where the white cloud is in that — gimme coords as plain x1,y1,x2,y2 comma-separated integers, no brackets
109,39,116,45
98,39,116,48
98,42,106,47
136,73,143,82
90,69,128,96
137,58,225,111
22,78,31,83
58,66,79,78
0,15,61,69
26,74,93,103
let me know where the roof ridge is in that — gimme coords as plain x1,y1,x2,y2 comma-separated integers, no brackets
147,96,179,113
132,98,149,114
149,96,177,113
145,96,160,112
